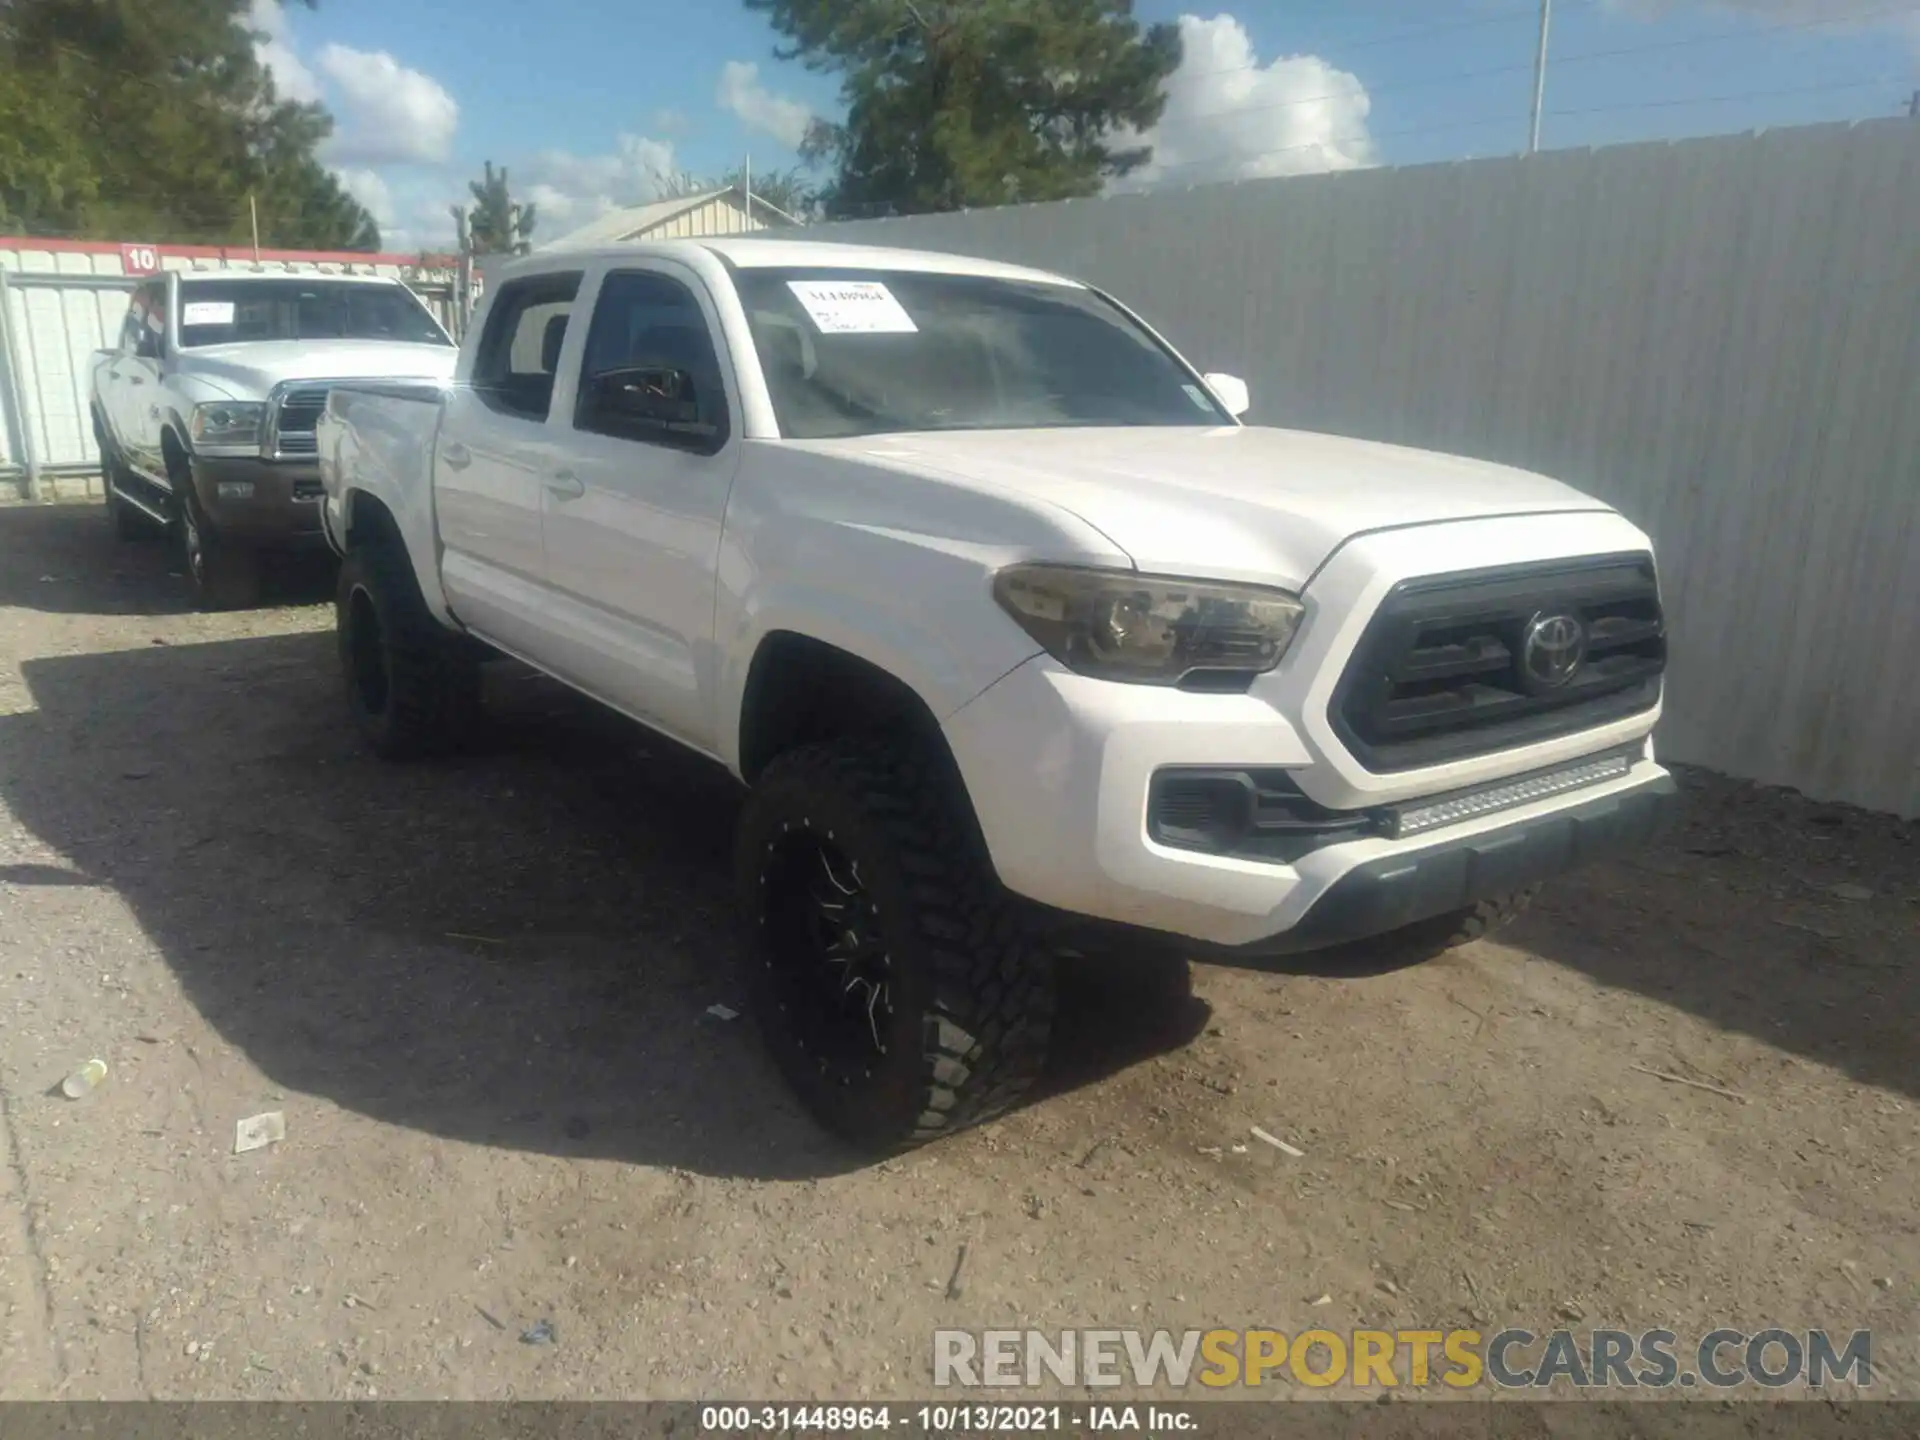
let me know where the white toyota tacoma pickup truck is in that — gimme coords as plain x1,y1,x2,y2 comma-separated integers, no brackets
317,238,1675,1150
89,269,457,608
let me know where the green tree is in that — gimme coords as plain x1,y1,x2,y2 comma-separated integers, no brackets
744,0,1180,219
464,161,536,255
0,0,380,248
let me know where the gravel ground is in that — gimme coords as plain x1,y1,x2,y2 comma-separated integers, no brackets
0,499,1915,1407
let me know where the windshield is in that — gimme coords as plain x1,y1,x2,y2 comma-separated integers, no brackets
734,268,1231,439
175,279,452,349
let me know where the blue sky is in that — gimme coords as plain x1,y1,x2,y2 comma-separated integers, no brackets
249,0,1920,250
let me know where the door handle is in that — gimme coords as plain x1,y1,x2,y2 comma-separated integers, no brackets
547,470,585,501
441,442,472,470
128,376,144,386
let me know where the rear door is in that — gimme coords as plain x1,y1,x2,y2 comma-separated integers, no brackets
536,262,742,751
435,270,582,657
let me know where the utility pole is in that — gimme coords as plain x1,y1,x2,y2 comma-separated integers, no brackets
743,152,754,228
1909,88,1919,118
249,193,261,264
1528,0,1553,154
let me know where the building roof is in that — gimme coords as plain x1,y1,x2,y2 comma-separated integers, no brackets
499,236,1084,289
546,186,801,250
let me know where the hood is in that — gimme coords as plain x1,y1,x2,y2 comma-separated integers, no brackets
794,426,1610,590
175,340,458,397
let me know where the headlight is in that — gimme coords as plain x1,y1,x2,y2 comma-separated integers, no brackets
189,402,265,447
992,564,1305,685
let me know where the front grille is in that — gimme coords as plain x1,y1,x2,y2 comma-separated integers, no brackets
272,386,330,456
1333,554,1665,772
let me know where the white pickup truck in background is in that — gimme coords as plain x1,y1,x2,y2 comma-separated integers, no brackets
317,237,1675,1151
88,270,457,607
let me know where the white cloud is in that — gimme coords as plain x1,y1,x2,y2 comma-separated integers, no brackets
334,166,393,226
316,44,460,164
519,135,681,233
1114,13,1376,192
716,60,813,148
347,171,461,253
248,0,319,103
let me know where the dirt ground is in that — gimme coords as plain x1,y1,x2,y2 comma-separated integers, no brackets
0,498,1915,1407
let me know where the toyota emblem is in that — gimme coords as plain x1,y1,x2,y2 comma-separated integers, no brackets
1520,612,1587,691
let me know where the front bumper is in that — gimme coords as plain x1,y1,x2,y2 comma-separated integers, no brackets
190,455,329,544
943,651,1673,949
1198,773,1675,957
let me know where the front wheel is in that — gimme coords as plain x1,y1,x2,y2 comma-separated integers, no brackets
175,476,260,610
336,541,480,759
736,738,1055,1152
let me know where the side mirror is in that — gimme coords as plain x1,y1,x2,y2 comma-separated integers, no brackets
1202,372,1250,419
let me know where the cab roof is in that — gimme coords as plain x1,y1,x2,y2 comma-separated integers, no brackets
505,236,1084,289
173,270,406,286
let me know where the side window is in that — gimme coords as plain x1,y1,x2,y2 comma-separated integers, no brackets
575,270,729,454
129,283,163,357
119,291,147,353
471,272,582,421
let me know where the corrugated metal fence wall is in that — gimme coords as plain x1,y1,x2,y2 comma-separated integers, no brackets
815,118,1920,817
0,240,459,496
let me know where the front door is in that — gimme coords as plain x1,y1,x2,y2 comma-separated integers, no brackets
107,281,166,478
536,263,741,753
434,270,583,659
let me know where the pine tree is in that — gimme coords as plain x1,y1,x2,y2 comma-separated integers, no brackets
744,0,1181,219
464,162,536,255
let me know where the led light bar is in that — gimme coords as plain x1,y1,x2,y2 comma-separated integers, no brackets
1388,751,1634,838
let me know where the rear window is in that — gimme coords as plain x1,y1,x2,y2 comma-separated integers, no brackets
176,280,451,348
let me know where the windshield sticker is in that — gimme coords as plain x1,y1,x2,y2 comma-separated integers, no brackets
181,301,236,326
1182,383,1215,411
786,280,918,335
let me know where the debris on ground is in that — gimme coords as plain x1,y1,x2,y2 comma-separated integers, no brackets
234,1111,287,1154
1773,917,1845,939
1251,1125,1304,1157
1828,882,1874,902
476,1306,507,1331
945,1243,969,1301
446,932,504,945
1628,1065,1746,1103
1309,1294,1332,1307
705,1004,740,1021
59,1058,107,1099
520,1320,556,1346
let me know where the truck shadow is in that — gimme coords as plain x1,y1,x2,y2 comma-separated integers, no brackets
0,501,333,615
0,630,1206,1181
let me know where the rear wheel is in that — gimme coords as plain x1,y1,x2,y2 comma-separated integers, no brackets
736,737,1055,1152
336,540,481,759
93,420,150,541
